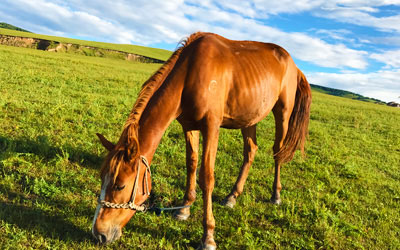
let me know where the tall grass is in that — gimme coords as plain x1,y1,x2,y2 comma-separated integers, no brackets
0,44,399,249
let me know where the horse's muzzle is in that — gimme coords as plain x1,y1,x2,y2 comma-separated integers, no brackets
93,226,121,245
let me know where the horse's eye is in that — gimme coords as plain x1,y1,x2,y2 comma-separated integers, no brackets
113,184,126,191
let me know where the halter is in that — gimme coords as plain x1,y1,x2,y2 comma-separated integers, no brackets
97,155,192,214
98,155,151,212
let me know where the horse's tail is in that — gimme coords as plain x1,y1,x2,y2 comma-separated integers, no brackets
275,68,312,164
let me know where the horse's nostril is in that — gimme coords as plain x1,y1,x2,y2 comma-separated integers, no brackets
98,233,107,244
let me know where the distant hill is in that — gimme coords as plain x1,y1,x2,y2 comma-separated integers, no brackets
0,27,171,61
310,84,386,104
0,22,30,32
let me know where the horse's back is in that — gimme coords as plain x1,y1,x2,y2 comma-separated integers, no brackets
178,33,297,129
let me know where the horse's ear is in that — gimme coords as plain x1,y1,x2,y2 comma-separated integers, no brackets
96,133,115,151
125,138,139,163
124,123,140,163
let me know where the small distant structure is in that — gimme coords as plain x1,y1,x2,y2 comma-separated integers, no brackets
387,101,400,108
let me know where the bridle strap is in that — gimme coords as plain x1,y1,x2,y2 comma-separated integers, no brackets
141,155,151,195
98,155,151,211
130,155,151,204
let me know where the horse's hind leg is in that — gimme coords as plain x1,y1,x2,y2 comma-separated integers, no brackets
221,125,258,208
271,99,293,205
174,130,199,220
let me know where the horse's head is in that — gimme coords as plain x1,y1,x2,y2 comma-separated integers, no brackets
91,125,151,244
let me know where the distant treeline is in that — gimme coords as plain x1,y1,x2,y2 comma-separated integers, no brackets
310,84,386,104
0,22,30,33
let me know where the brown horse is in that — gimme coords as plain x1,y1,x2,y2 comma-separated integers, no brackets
91,32,311,249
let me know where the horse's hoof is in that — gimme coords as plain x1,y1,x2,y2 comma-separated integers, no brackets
197,242,217,250
221,195,236,208
270,197,282,205
173,210,190,221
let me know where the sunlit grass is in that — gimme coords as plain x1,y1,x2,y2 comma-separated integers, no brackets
0,44,399,249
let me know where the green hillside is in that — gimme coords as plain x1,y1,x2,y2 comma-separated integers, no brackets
0,28,171,61
0,22,30,32
310,84,386,104
0,44,399,249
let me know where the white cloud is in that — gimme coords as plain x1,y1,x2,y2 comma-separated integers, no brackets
277,32,368,69
202,1,400,33
251,0,323,15
314,6,400,33
372,36,400,46
215,1,257,18
307,70,400,102
371,50,400,68
314,29,353,41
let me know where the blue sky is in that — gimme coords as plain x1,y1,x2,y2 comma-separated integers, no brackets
1,0,399,102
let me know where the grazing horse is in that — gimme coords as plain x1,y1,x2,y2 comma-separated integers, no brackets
91,32,311,249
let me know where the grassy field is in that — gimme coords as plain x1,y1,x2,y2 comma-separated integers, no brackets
0,28,171,61
0,44,399,249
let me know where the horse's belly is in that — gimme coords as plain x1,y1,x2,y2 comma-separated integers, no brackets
221,95,276,129
220,68,281,129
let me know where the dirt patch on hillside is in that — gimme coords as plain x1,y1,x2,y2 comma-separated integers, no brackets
0,34,164,63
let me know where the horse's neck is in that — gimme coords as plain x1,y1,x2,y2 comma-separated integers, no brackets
137,80,183,163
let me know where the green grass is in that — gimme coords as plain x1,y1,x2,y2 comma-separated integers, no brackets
0,28,172,61
1,44,399,249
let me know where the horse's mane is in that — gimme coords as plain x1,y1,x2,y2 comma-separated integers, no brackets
125,31,206,126
100,32,206,182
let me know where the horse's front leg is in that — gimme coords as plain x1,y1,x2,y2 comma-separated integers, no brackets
174,130,199,220
198,124,219,250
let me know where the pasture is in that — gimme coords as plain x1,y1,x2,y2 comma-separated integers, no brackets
0,44,399,249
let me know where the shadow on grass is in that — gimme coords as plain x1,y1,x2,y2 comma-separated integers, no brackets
0,199,92,244
0,135,101,244
0,135,102,170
